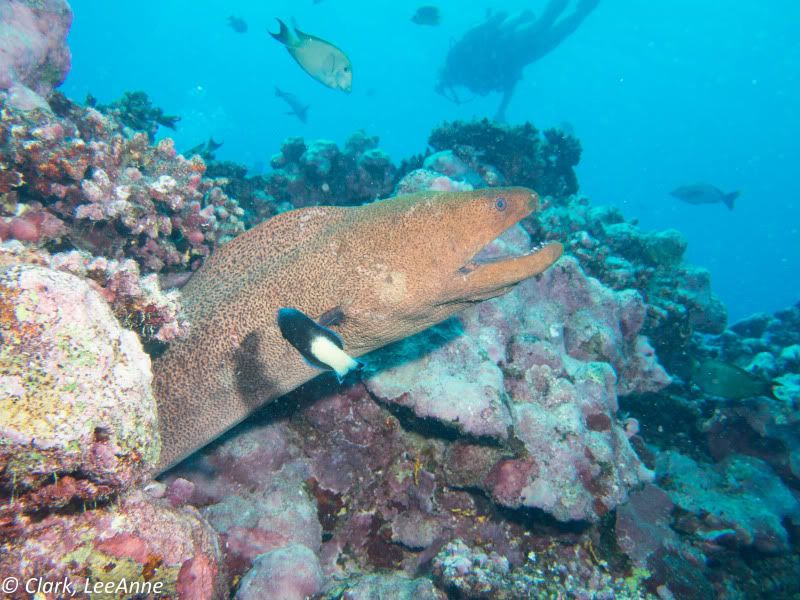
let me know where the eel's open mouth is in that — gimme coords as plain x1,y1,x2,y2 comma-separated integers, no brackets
458,230,560,275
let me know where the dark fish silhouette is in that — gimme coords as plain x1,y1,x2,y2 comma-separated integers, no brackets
275,86,310,123
412,5,441,26
185,137,223,160
692,359,773,400
227,16,248,33
670,183,739,210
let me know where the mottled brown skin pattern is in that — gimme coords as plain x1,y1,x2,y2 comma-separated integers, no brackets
153,188,563,472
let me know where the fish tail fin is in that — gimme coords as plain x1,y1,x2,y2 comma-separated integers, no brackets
333,356,362,383
723,191,739,210
270,18,293,46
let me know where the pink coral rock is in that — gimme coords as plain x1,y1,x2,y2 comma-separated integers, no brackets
0,492,227,599
0,0,73,110
164,423,321,578
235,543,324,600
0,262,160,528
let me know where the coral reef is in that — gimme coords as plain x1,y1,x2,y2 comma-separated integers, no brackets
0,262,160,537
1,16,788,594
204,160,274,227
0,251,224,598
0,92,245,272
615,300,800,594
321,573,444,599
0,241,188,344
686,301,800,486
394,167,475,196
656,451,800,554
523,195,727,375
0,0,72,111
0,490,228,599
235,544,324,600
264,130,395,207
427,119,581,200
179,425,321,579
92,90,181,141
366,231,667,522
432,538,650,600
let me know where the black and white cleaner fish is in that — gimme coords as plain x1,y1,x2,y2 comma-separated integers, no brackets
277,307,363,382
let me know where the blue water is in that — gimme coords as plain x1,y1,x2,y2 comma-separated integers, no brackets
62,0,800,322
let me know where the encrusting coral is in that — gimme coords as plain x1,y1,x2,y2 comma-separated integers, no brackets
92,90,181,141
0,92,245,273
0,0,72,111
0,261,159,537
264,129,396,208
0,490,228,599
426,119,582,200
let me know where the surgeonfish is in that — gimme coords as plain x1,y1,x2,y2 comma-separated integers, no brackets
277,307,362,382
670,183,739,210
691,359,774,400
269,18,352,93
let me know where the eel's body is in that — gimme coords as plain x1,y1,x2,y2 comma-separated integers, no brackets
152,188,562,472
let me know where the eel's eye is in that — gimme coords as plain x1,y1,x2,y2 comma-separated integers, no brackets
494,196,507,211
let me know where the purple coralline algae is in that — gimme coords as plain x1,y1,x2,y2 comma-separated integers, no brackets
0,490,227,599
0,0,72,111
177,425,322,578
0,262,159,534
0,92,245,272
614,484,713,598
0,240,224,598
264,130,395,208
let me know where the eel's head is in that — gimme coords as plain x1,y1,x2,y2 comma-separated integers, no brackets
351,187,563,346
426,186,563,306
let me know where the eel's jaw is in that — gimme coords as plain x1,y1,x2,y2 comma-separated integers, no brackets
458,241,564,301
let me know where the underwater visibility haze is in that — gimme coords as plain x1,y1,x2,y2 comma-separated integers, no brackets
1,0,799,598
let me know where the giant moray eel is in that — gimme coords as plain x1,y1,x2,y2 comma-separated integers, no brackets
153,188,562,471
